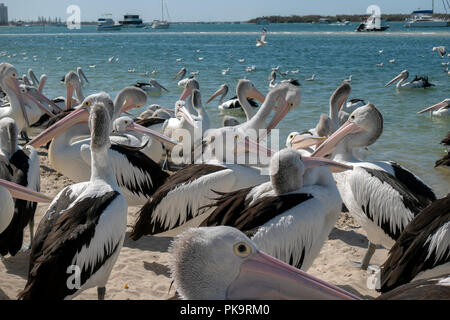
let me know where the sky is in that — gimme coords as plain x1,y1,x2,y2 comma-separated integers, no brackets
2,0,448,22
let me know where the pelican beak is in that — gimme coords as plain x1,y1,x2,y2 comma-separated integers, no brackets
291,134,327,150
66,85,74,110
121,98,138,113
248,87,266,103
5,77,30,126
27,106,89,148
418,100,448,114
312,121,364,158
155,81,169,92
78,68,89,84
126,122,179,147
38,75,47,93
385,73,403,87
226,250,360,300
28,88,64,112
302,156,353,173
266,98,292,134
206,87,225,104
244,137,274,157
176,106,198,128
23,92,56,118
173,68,186,81
161,107,175,115
0,178,52,203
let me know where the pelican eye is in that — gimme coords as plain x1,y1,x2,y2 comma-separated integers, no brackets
233,242,252,258
289,102,294,107
289,134,294,139
350,115,356,121
84,101,91,107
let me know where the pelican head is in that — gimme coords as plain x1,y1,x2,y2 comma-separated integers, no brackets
236,79,266,103
63,71,82,110
287,131,327,150
173,67,187,81
114,86,147,116
0,63,28,125
148,79,169,92
169,226,360,300
112,116,178,147
179,78,200,101
418,98,450,114
222,116,240,127
312,103,383,158
385,70,409,87
265,82,302,133
268,70,277,81
206,84,229,104
27,92,114,148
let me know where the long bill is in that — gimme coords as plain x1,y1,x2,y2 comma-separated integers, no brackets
384,73,403,87
302,156,353,173
0,178,52,203
176,106,198,128
23,92,56,118
29,87,64,112
226,250,361,300
291,134,326,150
265,98,291,134
311,120,364,158
5,77,30,126
27,106,89,148
418,100,448,114
126,122,179,148
173,68,186,81
248,87,266,103
206,86,226,104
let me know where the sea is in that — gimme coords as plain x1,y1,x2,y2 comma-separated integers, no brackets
0,22,448,196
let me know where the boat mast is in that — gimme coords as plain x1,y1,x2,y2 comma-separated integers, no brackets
162,0,164,21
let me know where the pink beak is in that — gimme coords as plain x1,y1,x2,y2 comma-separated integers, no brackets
0,178,52,203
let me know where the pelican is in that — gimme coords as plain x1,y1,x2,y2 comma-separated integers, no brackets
256,28,268,47
134,78,169,96
27,89,175,206
268,70,278,88
418,98,450,118
285,131,326,154
206,83,264,118
433,46,447,58
0,117,41,255
168,226,360,300
436,133,450,168
173,67,191,87
61,67,88,87
200,149,352,271
379,193,450,293
312,103,437,270
385,70,435,89
18,102,128,300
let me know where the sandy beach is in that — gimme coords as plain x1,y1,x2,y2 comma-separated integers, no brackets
0,147,388,300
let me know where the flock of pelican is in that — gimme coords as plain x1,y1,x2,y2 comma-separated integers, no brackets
0,54,448,301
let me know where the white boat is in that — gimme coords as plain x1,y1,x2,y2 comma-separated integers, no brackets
119,14,146,28
152,0,170,29
405,1,450,27
97,16,122,31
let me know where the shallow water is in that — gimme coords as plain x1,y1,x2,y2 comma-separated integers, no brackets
0,22,449,196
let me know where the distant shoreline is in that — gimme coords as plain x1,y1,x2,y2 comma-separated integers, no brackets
4,13,450,26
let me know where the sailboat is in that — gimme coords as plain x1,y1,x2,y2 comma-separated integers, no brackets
152,0,170,29
405,0,450,27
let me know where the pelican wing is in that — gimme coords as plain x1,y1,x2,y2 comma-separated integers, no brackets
19,188,122,300
379,195,450,293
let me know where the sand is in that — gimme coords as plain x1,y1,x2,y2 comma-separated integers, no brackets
0,147,388,300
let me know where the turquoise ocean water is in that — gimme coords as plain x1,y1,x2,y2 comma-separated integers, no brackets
0,22,448,195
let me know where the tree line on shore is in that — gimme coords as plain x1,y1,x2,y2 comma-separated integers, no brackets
248,14,450,23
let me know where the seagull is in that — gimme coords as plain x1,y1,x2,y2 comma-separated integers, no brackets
238,59,245,63
344,75,352,83
290,69,300,74
389,59,396,63
379,50,384,54
376,63,384,67
108,56,114,63
433,46,446,58
305,74,315,81
221,68,230,75
198,57,204,61
176,58,183,62
256,28,268,47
